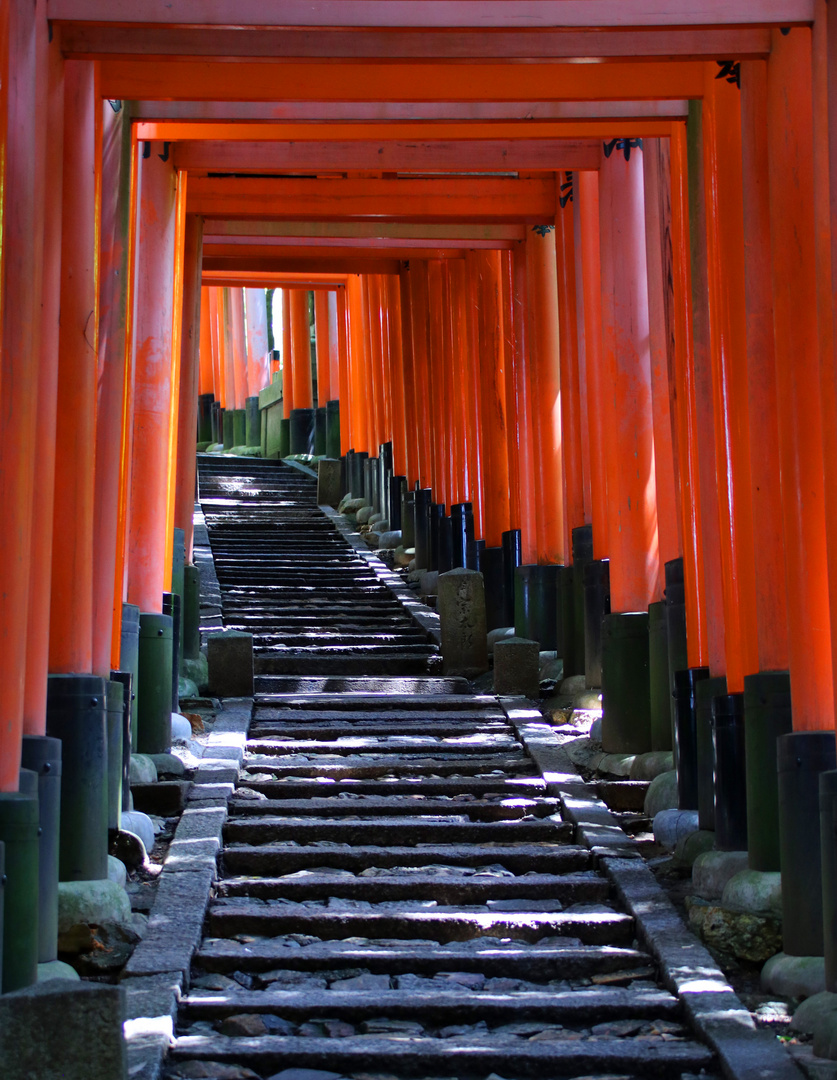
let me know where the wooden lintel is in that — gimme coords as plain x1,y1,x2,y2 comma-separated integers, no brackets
203,256,405,274
187,176,556,224
204,221,527,241
203,243,468,261
173,138,602,174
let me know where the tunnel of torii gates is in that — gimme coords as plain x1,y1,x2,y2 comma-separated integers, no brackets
5,0,837,990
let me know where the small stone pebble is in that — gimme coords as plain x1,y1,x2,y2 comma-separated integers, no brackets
217,1013,268,1037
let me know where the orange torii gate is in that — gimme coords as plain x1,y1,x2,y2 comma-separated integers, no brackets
3,0,837,996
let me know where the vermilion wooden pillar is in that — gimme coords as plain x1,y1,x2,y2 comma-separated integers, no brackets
199,288,214,397
346,275,369,454
244,288,270,396
555,180,585,559
92,98,133,679
327,292,340,405
702,65,759,693
221,289,236,416
208,287,224,407
448,259,477,513
642,140,683,588
598,143,659,614
501,251,522,532
767,26,834,729
572,182,593,525
458,258,484,531
687,103,728,675
174,216,204,563
229,288,248,410
0,0,41,782
475,250,510,548
386,275,409,480
740,62,789,673
125,142,179,615
365,275,387,448
441,262,460,507
577,172,609,561
23,17,63,734
49,60,100,673
290,287,313,410
336,286,352,453
281,288,294,414
526,226,565,565
670,123,709,668
427,260,450,508
509,243,539,564
408,263,434,492
398,269,420,487
314,290,332,403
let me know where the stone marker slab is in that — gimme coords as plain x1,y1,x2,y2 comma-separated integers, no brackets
0,980,127,1080
494,636,540,698
207,630,254,697
317,458,342,508
437,568,488,678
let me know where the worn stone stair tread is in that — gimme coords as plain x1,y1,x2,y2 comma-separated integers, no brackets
171,1032,713,1074
226,797,559,820
223,843,592,875
215,871,608,902
195,940,655,980
241,757,534,779
245,738,521,756
252,694,495,709
239,779,548,799
180,985,679,1021
207,904,634,945
222,819,573,847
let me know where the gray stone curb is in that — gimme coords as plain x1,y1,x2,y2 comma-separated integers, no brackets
122,691,252,1077
503,697,803,1080
322,504,442,645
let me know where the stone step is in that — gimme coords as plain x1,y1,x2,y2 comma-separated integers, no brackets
241,756,534,779
179,985,678,1025
170,1032,712,1076
248,721,509,738
252,693,496,710
215,871,608,905
245,736,521,756
237,778,547,799
222,816,573,847
226,796,559,821
253,654,438,676
254,678,469,696
222,843,592,877
206,902,634,946
195,938,649,980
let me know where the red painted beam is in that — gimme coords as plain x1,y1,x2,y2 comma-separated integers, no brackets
134,101,689,123
188,176,555,223
60,25,772,60
47,0,813,29
103,59,705,103
137,119,678,142
204,243,466,261
203,270,349,288
203,256,404,275
173,138,603,174
203,235,515,252
206,221,526,241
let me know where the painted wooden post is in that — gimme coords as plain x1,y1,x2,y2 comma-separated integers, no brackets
125,141,179,616
199,287,214,397
49,61,100,673
229,288,248,410
336,286,352,454
398,269,420,488
642,140,683,585
577,172,609,562
427,260,450,508
767,26,834,730
346,275,369,454
281,287,294,414
555,176,586,558
687,102,728,676
701,63,759,694
0,0,41,782
572,181,593,526
510,242,539,565
408,263,434,492
526,225,565,566
669,122,709,669
314,290,333,404
92,98,133,680
386,275,409,481
244,288,270,396
174,216,204,564
290,287,313,409
598,140,659,614
475,250,510,549
739,61,789,673
23,19,63,734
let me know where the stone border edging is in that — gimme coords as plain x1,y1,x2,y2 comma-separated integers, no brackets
501,696,804,1080
121,696,252,1080
321,504,442,646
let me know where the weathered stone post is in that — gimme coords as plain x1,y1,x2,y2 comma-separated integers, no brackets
437,568,488,678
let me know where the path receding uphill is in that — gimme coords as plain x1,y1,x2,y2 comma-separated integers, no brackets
164,456,780,1080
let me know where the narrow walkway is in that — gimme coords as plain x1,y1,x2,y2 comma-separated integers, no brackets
170,457,721,1080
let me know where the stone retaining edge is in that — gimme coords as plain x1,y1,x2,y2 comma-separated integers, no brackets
322,504,442,646
503,697,804,1080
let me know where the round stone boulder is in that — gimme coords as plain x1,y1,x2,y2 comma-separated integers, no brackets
643,769,678,817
